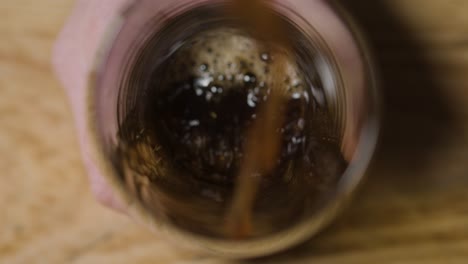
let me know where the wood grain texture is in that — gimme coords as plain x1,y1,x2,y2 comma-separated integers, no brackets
1,0,467,263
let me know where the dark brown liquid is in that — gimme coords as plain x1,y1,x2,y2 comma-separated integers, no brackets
115,5,346,238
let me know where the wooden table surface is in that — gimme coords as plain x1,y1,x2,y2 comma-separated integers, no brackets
1,0,468,263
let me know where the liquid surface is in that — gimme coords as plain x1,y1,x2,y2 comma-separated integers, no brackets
116,7,347,238
150,28,308,186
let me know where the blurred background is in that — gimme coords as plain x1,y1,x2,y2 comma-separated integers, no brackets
1,0,467,263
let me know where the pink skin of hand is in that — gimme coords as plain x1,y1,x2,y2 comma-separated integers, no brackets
53,0,361,213
53,0,130,211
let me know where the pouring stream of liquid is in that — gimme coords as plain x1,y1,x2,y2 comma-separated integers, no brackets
224,0,291,238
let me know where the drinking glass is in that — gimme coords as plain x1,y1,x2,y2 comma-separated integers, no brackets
87,0,379,258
